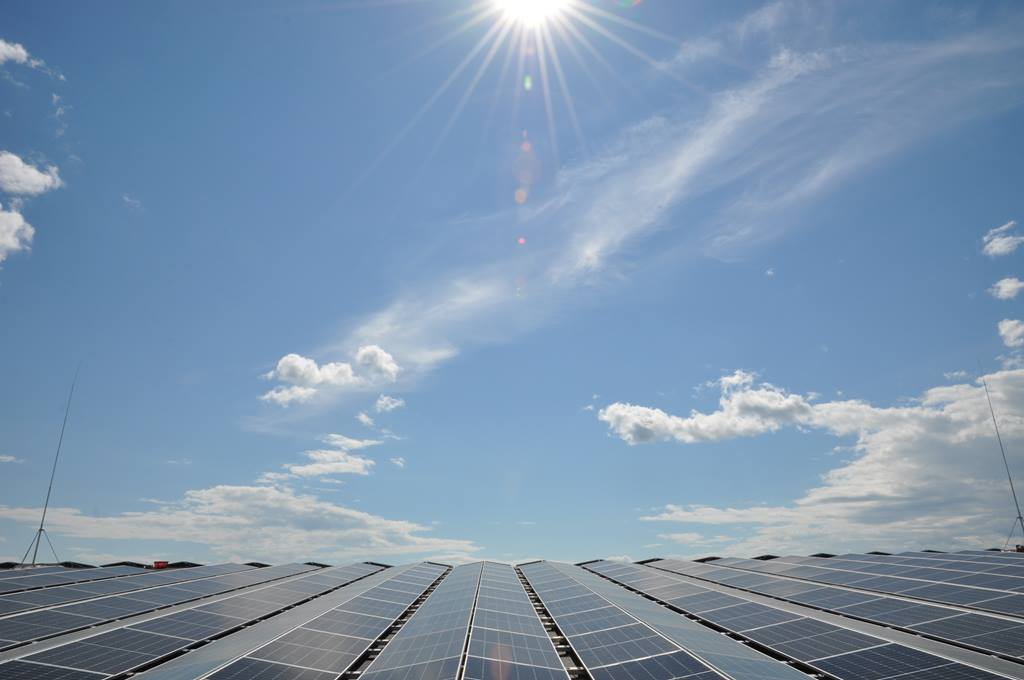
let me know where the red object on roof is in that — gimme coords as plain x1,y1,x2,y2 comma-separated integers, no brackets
153,560,168,569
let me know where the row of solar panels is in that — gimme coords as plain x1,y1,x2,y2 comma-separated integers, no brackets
0,564,259,619
0,566,148,595
2,553,1024,680
584,559,1013,680
649,556,1024,660
713,551,1024,616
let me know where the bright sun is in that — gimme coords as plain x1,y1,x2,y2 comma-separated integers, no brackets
493,0,570,28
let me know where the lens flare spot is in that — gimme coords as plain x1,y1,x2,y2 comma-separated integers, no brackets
517,236,527,246
514,188,528,204
523,74,533,91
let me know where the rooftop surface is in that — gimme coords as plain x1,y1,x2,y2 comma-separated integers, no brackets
2,549,1024,679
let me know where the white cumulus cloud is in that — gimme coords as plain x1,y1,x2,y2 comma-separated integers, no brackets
259,385,316,407
598,370,813,444
261,347,401,406
0,203,34,264
1000,319,1024,348
0,38,42,68
375,394,405,412
606,367,1024,556
356,345,400,382
0,151,62,195
356,411,374,428
264,353,359,388
990,277,1024,300
983,220,1024,257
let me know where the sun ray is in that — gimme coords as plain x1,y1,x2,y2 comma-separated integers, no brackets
533,26,560,163
511,22,529,124
555,11,640,99
427,16,516,160
540,21,588,157
565,4,705,95
343,14,513,198
546,14,609,101
383,1,499,77
572,0,684,45
482,21,525,133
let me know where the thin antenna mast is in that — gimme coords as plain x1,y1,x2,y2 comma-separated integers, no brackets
979,360,1024,544
20,366,79,567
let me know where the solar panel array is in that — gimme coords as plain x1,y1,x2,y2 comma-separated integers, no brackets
0,563,254,620
649,555,1024,660
0,563,314,651
359,562,480,680
464,562,568,680
651,548,1024,659
0,566,147,596
205,562,445,680
692,550,1024,617
521,560,820,680
3,553,1024,680
585,560,1012,680
0,563,382,680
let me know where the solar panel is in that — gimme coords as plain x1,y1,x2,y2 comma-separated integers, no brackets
359,563,478,680
648,557,1024,659
0,563,325,651
0,563,384,679
464,563,568,680
0,566,72,580
200,657,337,680
0,566,148,596
521,561,812,680
716,553,1024,614
0,563,253,616
207,563,446,680
0,661,107,679
584,561,1012,680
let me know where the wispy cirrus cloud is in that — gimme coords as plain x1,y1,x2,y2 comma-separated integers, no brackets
0,484,481,564
375,394,405,412
265,8,1024,411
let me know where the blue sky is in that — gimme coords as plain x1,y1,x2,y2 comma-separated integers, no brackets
1,0,1024,566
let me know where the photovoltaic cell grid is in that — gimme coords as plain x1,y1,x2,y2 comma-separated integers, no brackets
585,560,1010,680
0,563,320,652
357,562,480,680
649,556,1024,660
0,563,256,619
205,562,446,680
518,561,724,680
0,566,70,578
0,562,383,680
463,562,568,680
0,566,147,596
548,561,809,680
702,551,1024,618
